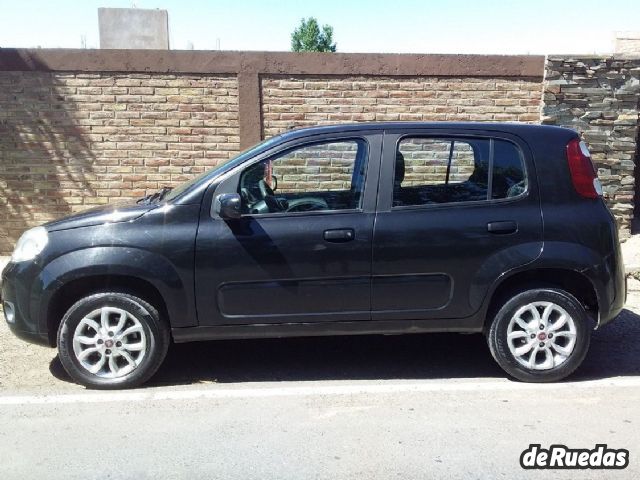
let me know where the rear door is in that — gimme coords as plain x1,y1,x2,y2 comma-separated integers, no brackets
372,128,543,324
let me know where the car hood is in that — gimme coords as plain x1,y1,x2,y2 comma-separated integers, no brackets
44,202,157,232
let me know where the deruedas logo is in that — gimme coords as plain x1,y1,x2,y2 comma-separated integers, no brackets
520,444,629,469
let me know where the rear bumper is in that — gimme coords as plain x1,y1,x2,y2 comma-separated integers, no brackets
594,231,627,328
598,274,627,328
1,261,51,347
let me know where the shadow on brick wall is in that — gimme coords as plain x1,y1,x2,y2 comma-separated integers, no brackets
0,53,96,254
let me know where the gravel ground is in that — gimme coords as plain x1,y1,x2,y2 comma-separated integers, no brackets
0,314,70,392
1,277,639,392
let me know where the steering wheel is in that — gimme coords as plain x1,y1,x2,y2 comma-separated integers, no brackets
240,187,255,204
258,179,288,212
258,179,275,199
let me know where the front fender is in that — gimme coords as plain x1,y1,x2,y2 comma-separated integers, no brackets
33,246,196,333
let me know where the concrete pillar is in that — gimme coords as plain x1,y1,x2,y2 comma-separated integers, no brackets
98,8,169,50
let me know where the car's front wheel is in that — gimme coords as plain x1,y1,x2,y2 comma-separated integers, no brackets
57,292,170,389
487,287,592,382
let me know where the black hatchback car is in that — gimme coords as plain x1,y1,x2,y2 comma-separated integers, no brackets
2,122,626,388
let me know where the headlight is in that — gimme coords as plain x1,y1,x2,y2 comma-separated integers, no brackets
11,226,49,263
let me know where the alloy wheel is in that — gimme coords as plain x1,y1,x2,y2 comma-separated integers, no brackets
506,301,577,370
72,306,147,378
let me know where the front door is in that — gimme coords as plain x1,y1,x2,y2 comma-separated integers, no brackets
372,129,543,324
195,132,382,325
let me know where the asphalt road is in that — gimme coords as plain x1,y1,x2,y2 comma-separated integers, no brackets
1,288,639,479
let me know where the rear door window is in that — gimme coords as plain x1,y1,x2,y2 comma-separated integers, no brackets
393,136,526,207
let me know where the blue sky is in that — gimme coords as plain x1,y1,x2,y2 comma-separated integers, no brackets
1,0,639,53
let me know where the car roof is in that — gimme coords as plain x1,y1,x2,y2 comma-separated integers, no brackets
276,122,575,141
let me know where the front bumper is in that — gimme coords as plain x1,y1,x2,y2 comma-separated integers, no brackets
2,261,51,346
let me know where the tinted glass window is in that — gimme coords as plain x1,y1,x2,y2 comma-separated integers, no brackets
394,137,490,207
239,139,368,214
492,140,527,199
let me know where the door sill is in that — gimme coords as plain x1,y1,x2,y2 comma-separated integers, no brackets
171,318,482,343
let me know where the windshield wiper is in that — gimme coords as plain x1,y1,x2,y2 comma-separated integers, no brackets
137,186,173,204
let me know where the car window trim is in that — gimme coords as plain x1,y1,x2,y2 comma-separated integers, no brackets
389,191,530,213
239,207,365,220
487,138,494,201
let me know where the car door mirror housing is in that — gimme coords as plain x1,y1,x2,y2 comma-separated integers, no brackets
214,193,242,219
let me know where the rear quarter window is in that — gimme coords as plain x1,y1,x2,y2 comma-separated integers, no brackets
492,140,527,200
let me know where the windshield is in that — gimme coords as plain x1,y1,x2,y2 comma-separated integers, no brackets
163,135,282,202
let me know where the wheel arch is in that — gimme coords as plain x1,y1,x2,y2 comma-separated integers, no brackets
35,246,195,346
483,267,599,332
46,274,171,347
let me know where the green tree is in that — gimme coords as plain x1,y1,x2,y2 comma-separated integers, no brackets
291,17,337,52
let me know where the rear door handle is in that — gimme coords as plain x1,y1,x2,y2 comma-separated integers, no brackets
324,228,355,243
487,221,518,234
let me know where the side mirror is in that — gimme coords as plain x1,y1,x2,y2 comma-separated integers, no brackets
214,193,242,219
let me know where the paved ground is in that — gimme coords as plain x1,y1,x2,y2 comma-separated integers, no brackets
1,279,639,478
2,379,639,480
622,235,640,274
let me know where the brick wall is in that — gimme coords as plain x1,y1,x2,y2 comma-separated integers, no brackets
1,49,637,254
261,76,542,137
259,75,541,194
0,71,239,254
261,75,541,196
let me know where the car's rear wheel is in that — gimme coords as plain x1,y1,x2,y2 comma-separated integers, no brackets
487,287,591,382
57,292,169,389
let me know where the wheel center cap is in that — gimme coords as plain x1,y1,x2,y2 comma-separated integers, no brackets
104,339,115,348
537,332,547,341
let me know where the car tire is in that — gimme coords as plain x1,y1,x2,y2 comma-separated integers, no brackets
57,292,170,389
487,287,592,382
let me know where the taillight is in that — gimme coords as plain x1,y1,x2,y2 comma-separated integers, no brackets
566,138,602,199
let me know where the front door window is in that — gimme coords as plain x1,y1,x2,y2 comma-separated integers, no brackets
238,139,369,215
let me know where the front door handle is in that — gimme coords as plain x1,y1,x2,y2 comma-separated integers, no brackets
324,228,355,243
487,221,518,234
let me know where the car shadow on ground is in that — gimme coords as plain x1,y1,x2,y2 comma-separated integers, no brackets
49,308,640,387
